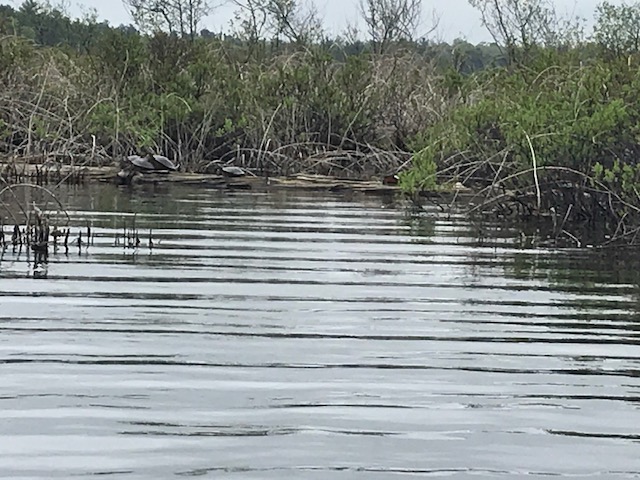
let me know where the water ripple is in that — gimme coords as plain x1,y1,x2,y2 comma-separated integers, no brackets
1,185,640,478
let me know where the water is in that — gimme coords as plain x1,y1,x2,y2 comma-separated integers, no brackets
1,184,639,479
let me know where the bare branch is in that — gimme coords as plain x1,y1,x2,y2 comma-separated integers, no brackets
122,0,210,39
359,0,422,53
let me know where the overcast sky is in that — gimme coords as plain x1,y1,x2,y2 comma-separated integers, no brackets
0,0,623,43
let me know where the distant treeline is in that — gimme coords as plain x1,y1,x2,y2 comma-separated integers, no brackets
0,1,507,72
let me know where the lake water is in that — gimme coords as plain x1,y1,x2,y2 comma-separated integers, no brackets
1,184,639,479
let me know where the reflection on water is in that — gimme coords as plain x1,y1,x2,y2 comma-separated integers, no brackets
1,184,640,478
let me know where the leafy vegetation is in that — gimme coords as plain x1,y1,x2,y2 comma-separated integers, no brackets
0,0,503,177
404,0,640,246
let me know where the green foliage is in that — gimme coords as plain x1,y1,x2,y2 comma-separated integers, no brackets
89,27,147,90
592,159,640,195
595,1,640,57
399,149,437,193
0,36,34,74
406,53,640,196
0,2,448,170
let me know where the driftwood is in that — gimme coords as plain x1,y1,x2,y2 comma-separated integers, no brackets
0,161,402,194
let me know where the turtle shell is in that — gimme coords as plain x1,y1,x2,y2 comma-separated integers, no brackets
127,155,156,171
149,154,179,171
221,165,246,177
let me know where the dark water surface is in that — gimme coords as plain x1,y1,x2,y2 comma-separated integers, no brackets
1,184,640,479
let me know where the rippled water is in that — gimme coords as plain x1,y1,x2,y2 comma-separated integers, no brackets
1,184,640,479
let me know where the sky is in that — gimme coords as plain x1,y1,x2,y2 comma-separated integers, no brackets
0,0,623,43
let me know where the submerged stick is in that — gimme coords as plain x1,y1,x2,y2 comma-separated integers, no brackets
555,204,574,239
11,225,20,245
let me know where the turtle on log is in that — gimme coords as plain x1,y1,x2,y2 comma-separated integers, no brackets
148,154,179,171
117,153,179,184
220,165,246,177
205,160,246,177
124,153,179,172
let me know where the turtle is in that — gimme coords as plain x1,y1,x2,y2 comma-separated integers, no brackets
123,153,179,173
205,160,246,177
148,154,179,171
382,174,399,185
125,154,155,172
220,165,246,177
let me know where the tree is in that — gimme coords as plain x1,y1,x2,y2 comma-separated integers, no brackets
232,0,269,46
468,0,555,63
359,0,422,54
266,0,323,45
594,1,640,57
231,0,323,47
122,0,210,39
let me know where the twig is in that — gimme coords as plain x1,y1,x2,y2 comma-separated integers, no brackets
0,183,71,224
561,229,581,247
523,130,541,212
